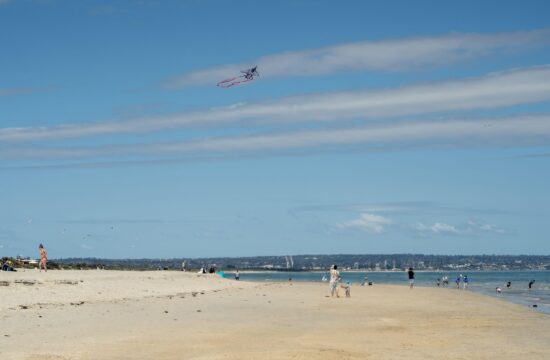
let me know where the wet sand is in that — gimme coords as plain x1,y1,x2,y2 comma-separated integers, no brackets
1,270,549,359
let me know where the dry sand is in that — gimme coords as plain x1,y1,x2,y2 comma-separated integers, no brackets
1,270,549,360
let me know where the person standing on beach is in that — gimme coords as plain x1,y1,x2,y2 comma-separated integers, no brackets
235,270,240,281
38,243,47,272
408,267,415,289
463,275,469,290
329,265,340,297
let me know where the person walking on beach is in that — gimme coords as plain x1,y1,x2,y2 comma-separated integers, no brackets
235,270,240,281
463,275,469,290
529,280,535,290
329,265,340,297
408,267,415,289
38,243,47,272
455,275,462,289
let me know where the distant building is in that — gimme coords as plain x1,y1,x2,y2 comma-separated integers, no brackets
17,259,38,265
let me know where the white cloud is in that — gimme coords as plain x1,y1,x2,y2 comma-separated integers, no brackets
2,65,550,143
338,213,392,233
2,113,550,160
415,222,460,235
432,223,459,233
164,29,550,88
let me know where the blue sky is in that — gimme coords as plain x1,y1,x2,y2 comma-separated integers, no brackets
1,0,550,258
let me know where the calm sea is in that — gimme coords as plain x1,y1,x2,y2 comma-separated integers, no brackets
228,270,550,314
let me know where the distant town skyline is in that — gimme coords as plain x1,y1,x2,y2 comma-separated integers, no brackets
1,0,550,258
36,254,550,272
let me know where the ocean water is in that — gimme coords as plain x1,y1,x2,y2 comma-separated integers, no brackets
231,270,550,314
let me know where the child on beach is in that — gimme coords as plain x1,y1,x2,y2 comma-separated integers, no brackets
342,281,351,298
39,243,47,272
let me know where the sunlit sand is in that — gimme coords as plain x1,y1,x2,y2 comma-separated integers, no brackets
2,270,549,360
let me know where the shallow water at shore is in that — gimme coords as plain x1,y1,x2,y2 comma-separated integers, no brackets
234,270,550,314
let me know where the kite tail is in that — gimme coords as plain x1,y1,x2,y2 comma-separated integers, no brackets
217,76,253,88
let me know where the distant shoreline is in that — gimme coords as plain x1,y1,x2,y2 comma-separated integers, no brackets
9,267,549,273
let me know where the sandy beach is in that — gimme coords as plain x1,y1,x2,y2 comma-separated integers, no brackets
1,270,549,360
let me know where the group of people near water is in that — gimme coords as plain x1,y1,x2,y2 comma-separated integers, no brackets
453,274,469,289
325,268,540,297
496,280,536,293
435,273,470,289
408,268,470,290
327,266,468,296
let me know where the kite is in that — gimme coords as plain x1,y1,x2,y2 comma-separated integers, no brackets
217,66,259,88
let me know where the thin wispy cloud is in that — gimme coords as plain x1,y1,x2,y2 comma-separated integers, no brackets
88,5,116,16
60,218,194,224
3,65,550,143
467,220,506,234
164,29,550,88
0,87,49,97
338,213,392,233
415,220,506,236
291,201,510,216
2,114,549,160
513,152,550,158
